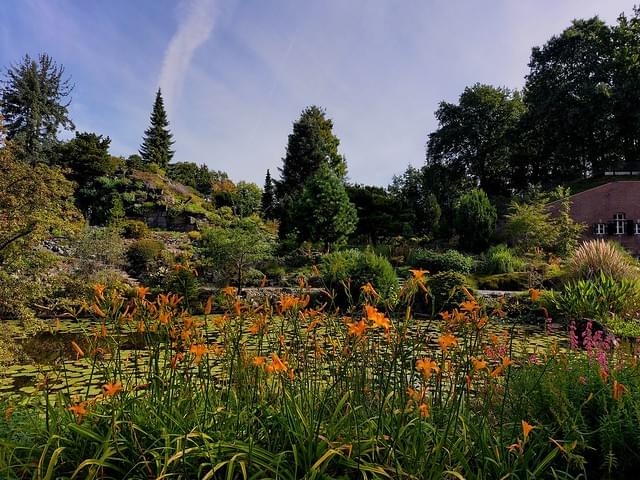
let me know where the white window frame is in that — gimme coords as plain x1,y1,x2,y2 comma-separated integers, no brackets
615,213,626,235
596,223,606,235
635,222,640,235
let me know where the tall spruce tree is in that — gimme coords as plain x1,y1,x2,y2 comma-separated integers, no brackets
261,169,276,219
139,89,174,168
1,53,74,164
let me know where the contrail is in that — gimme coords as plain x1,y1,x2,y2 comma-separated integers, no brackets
159,0,216,114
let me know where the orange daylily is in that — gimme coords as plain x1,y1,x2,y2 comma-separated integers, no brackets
252,356,267,367
348,319,367,337
416,358,440,380
136,319,146,333
222,286,237,297
460,300,480,313
529,288,541,302
170,352,184,369
68,402,89,423
70,341,84,360
203,295,213,315
438,333,458,353
409,269,428,282
93,283,106,301
361,282,379,298
365,305,391,331
613,380,626,401
189,344,209,365
91,303,106,318
267,353,288,373
137,286,150,299
418,403,430,417
103,382,123,397
522,420,535,440
472,358,488,372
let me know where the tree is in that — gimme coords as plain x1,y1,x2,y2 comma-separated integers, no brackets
277,106,346,200
1,53,74,164
426,84,525,196
57,132,119,184
293,163,357,251
346,184,406,242
453,189,496,252
199,216,276,292
261,169,276,219
139,89,174,168
232,181,262,218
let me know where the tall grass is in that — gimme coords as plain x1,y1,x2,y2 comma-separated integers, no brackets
568,240,639,281
0,279,639,478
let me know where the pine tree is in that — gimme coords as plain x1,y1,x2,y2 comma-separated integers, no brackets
139,89,174,168
261,169,276,219
277,105,346,201
1,53,74,164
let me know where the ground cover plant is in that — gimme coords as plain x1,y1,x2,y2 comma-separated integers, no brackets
0,277,638,479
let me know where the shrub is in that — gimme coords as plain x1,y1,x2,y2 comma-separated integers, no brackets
122,220,149,239
428,270,469,312
476,272,529,291
408,249,474,274
320,249,398,306
164,266,199,308
567,240,639,281
453,189,496,252
127,239,164,274
480,244,525,274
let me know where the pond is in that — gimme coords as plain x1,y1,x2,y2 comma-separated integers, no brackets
0,316,569,401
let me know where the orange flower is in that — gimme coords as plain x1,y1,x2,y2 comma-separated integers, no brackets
252,356,267,367
68,402,89,423
348,319,367,337
418,403,430,417
171,352,184,369
189,344,209,365
136,320,146,333
472,358,488,372
137,286,150,299
233,300,242,316
365,305,391,331
103,382,123,397
438,333,458,353
522,420,535,440
203,295,213,315
529,288,541,302
71,341,84,360
269,353,288,372
91,303,106,318
93,283,106,301
96,323,108,339
409,269,428,282
361,282,379,298
613,380,626,401
158,311,171,325
460,300,480,313
416,358,440,380
407,387,425,403
222,286,237,297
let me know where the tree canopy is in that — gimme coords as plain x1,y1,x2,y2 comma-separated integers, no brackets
140,89,174,169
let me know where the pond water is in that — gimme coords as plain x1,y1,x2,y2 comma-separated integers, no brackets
0,317,569,401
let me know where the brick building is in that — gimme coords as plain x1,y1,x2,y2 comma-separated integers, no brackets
548,181,640,255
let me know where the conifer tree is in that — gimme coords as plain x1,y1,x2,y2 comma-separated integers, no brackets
261,169,276,219
139,89,174,168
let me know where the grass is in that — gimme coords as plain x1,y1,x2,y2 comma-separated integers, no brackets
0,280,639,478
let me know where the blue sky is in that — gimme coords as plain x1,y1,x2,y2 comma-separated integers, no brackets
1,0,636,186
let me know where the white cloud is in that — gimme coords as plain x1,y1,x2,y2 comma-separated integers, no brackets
159,0,216,114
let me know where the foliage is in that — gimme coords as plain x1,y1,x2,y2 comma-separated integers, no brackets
551,188,586,256
408,248,474,274
199,216,276,290
166,161,215,196
320,248,398,306
504,197,557,253
476,272,530,291
453,188,496,251
0,53,74,164
426,83,525,195
293,163,357,250
139,89,174,168
126,238,164,274
567,239,639,282
481,244,525,274
427,270,469,312
74,226,125,275
346,184,406,242
261,169,276,219
232,181,262,218
56,132,121,183
122,220,149,239
164,265,199,309
546,273,640,325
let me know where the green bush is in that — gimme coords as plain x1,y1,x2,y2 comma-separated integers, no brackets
320,249,398,306
480,244,525,274
568,239,639,281
428,270,469,312
122,220,149,239
127,239,164,273
164,267,199,308
408,249,474,274
476,272,529,291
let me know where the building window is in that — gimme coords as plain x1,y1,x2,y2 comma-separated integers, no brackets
635,222,640,235
596,223,606,235
615,213,626,235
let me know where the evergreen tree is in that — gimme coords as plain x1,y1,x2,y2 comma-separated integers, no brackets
1,53,74,164
261,169,276,219
139,89,174,168
453,189,496,252
277,105,346,200
294,163,357,251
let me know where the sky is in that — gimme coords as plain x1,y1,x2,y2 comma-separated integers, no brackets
1,0,637,186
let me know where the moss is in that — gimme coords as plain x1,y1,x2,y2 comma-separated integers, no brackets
476,272,529,291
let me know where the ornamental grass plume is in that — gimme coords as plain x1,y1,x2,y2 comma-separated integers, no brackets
568,239,638,281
